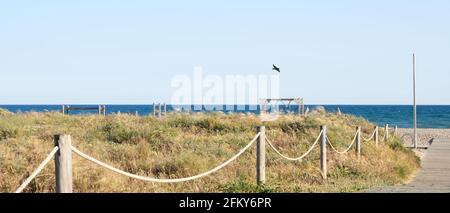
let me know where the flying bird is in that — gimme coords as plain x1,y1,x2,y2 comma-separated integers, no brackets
272,64,280,72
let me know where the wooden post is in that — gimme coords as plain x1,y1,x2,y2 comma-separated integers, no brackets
320,126,327,179
385,124,389,141
158,103,162,118
62,105,66,115
374,126,379,147
301,103,305,116
54,135,73,193
356,126,361,159
256,126,266,184
260,100,266,115
103,105,106,116
164,103,167,116
301,98,305,116
98,105,101,115
153,103,156,116
135,111,139,116
394,125,398,137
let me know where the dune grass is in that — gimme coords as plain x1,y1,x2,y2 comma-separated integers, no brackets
0,108,420,193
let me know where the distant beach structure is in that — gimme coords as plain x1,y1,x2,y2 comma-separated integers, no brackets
173,107,181,112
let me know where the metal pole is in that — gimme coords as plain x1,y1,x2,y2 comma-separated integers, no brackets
413,53,418,149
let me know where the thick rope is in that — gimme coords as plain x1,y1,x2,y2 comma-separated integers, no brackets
327,131,358,154
14,147,59,193
265,130,323,161
71,133,260,183
379,131,386,142
362,129,376,142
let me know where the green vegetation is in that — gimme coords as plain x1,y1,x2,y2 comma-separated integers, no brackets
0,108,420,192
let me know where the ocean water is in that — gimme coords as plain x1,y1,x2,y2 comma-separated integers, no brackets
1,105,450,129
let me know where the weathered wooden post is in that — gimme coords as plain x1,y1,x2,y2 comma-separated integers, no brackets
158,103,162,118
374,126,379,147
320,125,327,179
385,124,389,141
153,103,156,116
54,135,73,193
256,126,266,185
164,103,167,116
61,105,65,115
356,126,361,159
97,105,105,116
394,125,398,137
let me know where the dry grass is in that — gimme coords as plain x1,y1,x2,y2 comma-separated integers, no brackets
0,109,420,193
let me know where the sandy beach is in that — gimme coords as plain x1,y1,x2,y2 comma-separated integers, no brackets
397,128,450,159
398,128,450,146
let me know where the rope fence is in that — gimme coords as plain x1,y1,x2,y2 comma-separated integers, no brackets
362,129,377,142
265,130,323,161
14,147,59,193
13,123,398,193
327,132,358,155
70,133,260,183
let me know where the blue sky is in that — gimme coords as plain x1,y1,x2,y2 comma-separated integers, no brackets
1,0,449,104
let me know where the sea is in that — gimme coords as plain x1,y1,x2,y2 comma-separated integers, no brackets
1,105,450,129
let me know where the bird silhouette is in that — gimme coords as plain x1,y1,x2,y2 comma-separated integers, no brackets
272,64,280,72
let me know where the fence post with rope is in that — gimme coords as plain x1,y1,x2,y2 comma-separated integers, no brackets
256,126,266,185
356,126,361,159
374,126,379,147
320,126,327,179
384,124,389,141
54,135,73,193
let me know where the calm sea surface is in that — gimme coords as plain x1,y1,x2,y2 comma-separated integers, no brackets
1,105,450,129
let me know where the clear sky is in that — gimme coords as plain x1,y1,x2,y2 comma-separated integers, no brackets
1,0,449,105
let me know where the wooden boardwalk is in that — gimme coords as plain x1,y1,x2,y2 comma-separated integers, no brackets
370,137,450,193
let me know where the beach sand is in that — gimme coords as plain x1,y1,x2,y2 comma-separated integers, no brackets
397,128,450,159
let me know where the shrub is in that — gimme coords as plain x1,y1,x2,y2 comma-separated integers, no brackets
0,122,18,140
219,178,280,193
101,121,142,144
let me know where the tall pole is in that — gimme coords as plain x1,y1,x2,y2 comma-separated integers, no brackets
413,54,417,149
